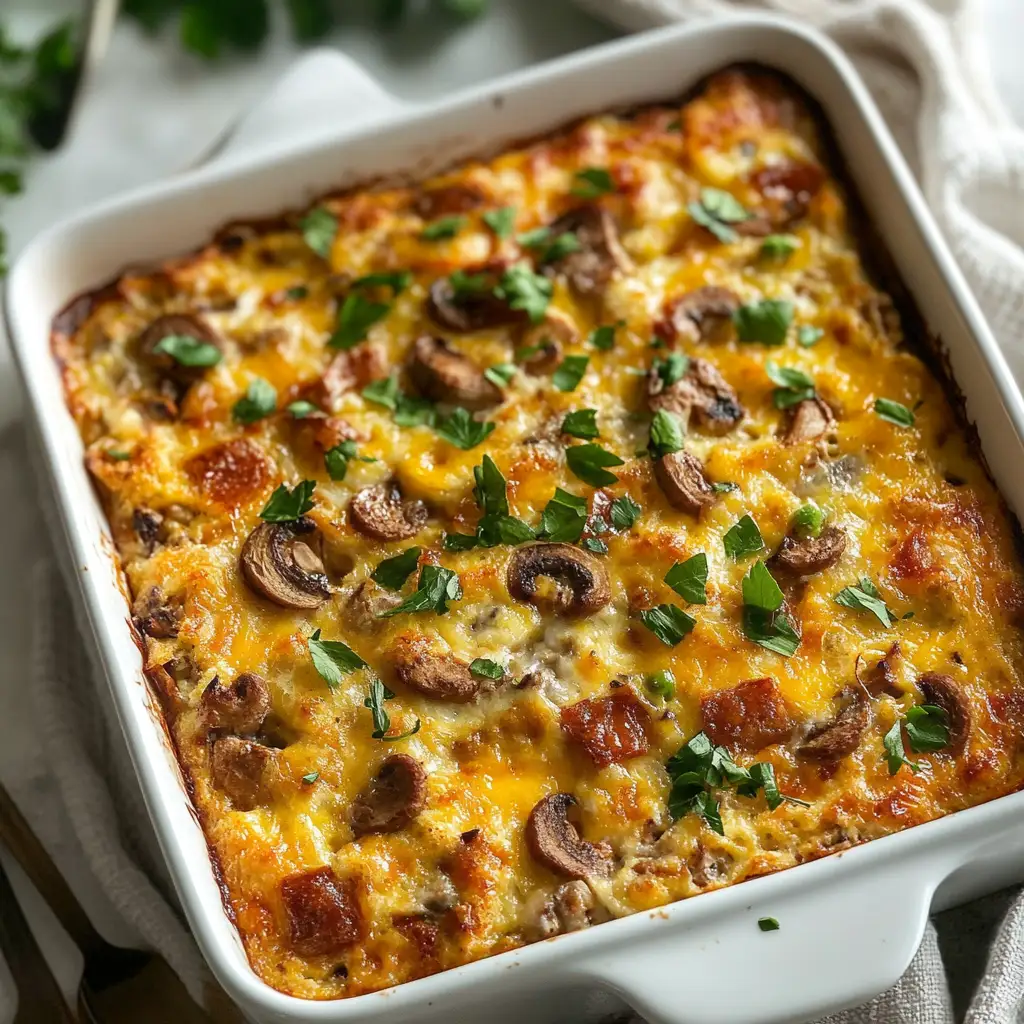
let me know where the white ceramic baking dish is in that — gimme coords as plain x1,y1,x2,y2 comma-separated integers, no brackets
6,15,1024,1024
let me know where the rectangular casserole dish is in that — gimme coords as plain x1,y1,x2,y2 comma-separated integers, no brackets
6,15,1024,1024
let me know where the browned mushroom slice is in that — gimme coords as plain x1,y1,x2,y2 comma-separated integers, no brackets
795,687,869,762
653,450,716,515
784,397,835,445
427,271,526,333
518,309,579,375
507,542,611,616
687,844,732,888
526,793,610,880
209,735,273,810
749,161,825,230
772,525,847,577
131,586,182,639
280,866,364,957
407,336,503,410
137,314,222,380
350,754,427,836
344,579,402,630
545,204,633,296
918,673,971,755
199,672,271,735
647,357,744,434
661,286,740,344
414,182,487,219
393,649,481,703
349,482,428,541
132,507,165,555
240,518,330,610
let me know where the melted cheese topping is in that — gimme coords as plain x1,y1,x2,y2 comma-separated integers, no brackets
55,69,1024,1000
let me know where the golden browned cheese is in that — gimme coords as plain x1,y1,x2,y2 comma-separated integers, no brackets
54,69,1024,999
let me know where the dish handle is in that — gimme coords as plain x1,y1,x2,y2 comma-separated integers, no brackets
576,844,947,1024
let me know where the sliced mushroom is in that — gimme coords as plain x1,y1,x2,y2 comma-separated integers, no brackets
748,161,825,230
209,735,272,810
407,336,502,409
132,586,182,639
350,754,427,836
688,844,732,888
414,182,487,219
393,649,481,702
918,673,971,755
240,518,330,610
772,525,847,576
427,270,525,333
344,579,402,630
784,397,835,445
662,286,740,344
199,672,270,735
795,687,869,762
526,793,610,880
647,357,744,434
858,643,904,698
506,542,611,616
349,482,428,541
653,450,716,515
132,507,165,555
137,314,222,381
545,204,633,296
518,309,579,375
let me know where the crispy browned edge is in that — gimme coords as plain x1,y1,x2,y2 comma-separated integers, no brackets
46,62,1024,954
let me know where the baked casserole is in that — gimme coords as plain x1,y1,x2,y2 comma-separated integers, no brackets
53,68,1024,999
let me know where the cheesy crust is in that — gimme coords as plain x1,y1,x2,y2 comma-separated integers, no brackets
55,68,1024,1000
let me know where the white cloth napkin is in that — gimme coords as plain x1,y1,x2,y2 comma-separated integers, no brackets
570,3,1024,1022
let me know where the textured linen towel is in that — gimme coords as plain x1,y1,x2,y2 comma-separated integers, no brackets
569,2,1024,1021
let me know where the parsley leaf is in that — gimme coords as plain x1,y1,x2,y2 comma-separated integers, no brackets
259,480,316,522
792,504,824,538
742,560,784,612
435,408,495,450
394,395,437,427
835,577,894,627
905,704,950,753
760,234,799,260
324,439,361,481
712,481,738,494
649,409,685,458
665,553,708,605
154,334,222,368
308,628,366,690
883,720,920,775
740,563,799,656
519,226,581,263
734,299,794,345
571,167,615,198
646,669,676,699
232,378,277,423
874,397,915,427
723,514,764,559
364,676,421,742
495,262,552,323
469,658,504,680
351,270,411,295
362,375,400,410
371,547,422,591
766,360,815,408
552,354,589,392
583,537,608,554
288,400,319,418
474,454,509,516
639,604,696,646
798,325,824,348
688,187,749,244
610,495,642,530
540,488,588,542
566,443,624,487
484,363,516,388
420,215,465,240
561,409,599,439
758,917,781,932
483,206,516,239
300,206,337,258
330,292,390,349
476,515,536,547
589,322,623,351
378,564,462,617
301,771,319,785
651,352,689,387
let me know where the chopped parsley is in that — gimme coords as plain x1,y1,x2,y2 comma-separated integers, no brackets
495,262,552,323
583,537,608,555
420,215,465,240
371,547,422,591
835,577,894,628
651,352,689,387
741,561,800,657
300,206,337,258
469,658,504,680
565,443,624,487
571,167,615,198
350,270,411,295
323,439,374,481
473,454,508,515
798,325,824,348
722,514,764,559
287,400,319,418
446,456,534,550
362,376,438,427
378,564,462,617
759,234,799,260
518,226,581,263
648,409,685,458
609,495,642,530
874,397,915,427
712,481,739,494
882,720,920,775
905,704,951,753
361,375,400,409
552,354,589,392
232,378,277,423
639,604,696,646
330,292,390,349
484,363,517,388
765,361,816,409
301,772,319,785
588,322,623,351
687,187,749,244
435,407,495,450
482,206,517,239
259,480,316,522
646,669,676,699
561,409,599,439
154,334,222,367
364,676,420,742
758,917,780,932
308,628,366,690
734,299,794,345
540,488,588,543
665,553,708,605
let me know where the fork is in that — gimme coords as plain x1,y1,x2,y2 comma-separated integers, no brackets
0,855,77,1023
0,782,241,1024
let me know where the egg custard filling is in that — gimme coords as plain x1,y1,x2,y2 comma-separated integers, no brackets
54,68,1024,999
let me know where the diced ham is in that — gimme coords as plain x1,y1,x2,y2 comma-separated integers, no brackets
700,678,793,753
560,691,651,767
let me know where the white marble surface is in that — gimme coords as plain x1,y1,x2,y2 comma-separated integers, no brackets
1,0,1022,1016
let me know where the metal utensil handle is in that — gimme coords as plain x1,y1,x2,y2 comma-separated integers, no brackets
0,856,78,1023
0,781,109,962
